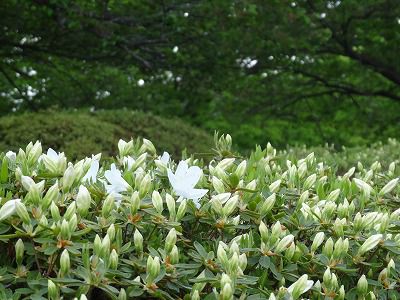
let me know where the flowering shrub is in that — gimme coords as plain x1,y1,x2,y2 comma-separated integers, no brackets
0,134,399,300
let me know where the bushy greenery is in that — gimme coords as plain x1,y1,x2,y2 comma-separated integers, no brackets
0,134,399,299
0,110,213,159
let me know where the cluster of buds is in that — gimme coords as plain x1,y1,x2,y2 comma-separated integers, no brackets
217,241,247,278
259,221,294,256
319,267,345,299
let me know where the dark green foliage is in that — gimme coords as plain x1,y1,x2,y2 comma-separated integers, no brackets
0,110,213,159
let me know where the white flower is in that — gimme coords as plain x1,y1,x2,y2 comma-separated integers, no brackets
167,161,208,208
5,151,16,161
41,148,67,174
287,274,314,298
160,152,170,164
105,164,130,202
123,156,135,170
82,159,99,183
0,199,21,221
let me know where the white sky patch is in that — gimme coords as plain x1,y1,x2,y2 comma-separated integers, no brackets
320,12,327,19
184,12,189,17
172,46,179,53
237,57,258,69
95,90,111,100
137,79,145,86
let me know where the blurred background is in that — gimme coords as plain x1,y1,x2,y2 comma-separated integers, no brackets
0,0,399,158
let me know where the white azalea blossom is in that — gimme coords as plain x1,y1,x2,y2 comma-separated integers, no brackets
41,148,67,174
105,164,130,203
0,199,21,221
123,156,136,170
5,151,16,161
167,161,208,208
82,159,99,183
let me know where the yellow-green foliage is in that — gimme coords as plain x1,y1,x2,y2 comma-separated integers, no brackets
0,110,213,159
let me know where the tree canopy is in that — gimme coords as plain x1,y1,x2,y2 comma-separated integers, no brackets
1,0,399,148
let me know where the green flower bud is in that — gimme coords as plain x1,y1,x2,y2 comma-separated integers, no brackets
367,291,376,300
142,138,156,155
139,174,152,198
147,256,160,284
62,164,75,191
269,179,281,193
169,245,179,264
94,234,102,255
27,141,42,165
220,283,233,300
134,229,143,254
152,191,163,214
130,191,141,215
326,189,341,202
101,234,111,258
60,219,71,240
217,243,228,269
274,235,294,253
109,249,119,269
132,153,148,171
166,193,176,220
285,242,295,261
379,178,399,196
118,139,132,157
271,221,282,244
50,201,61,222
229,253,239,274
358,234,382,256
223,195,238,217
48,279,58,300
118,288,127,300
238,253,247,271
102,194,115,218
192,290,200,300
338,285,345,300
80,295,88,300
304,174,317,190
287,274,313,300
107,224,116,242
42,181,59,210
69,214,77,233
176,199,187,221
60,249,70,275
15,238,24,266
357,275,368,295
260,193,276,217
165,228,177,253
259,221,269,242
15,201,30,224
212,177,225,194
322,237,334,258
311,232,325,253
76,185,91,217
235,160,247,178
64,202,76,221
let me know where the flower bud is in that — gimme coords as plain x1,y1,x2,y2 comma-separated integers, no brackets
379,178,399,196
322,237,334,258
15,238,24,266
166,193,176,220
220,283,233,300
358,234,382,256
152,191,163,214
100,234,111,258
212,177,225,194
109,249,119,269
50,201,61,221
303,174,317,190
165,228,177,253
269,180,281,193
139,174,152,198
260,193,276,217
326,189,340,202
64,202,76,221
311,232,325,253
176,199,187,221
235,161,247,178
134,229,143,254
287,274,313,299
223,195,238,217
357,274,368,295
274,235,294,253
60,219,71,240
238,253,247,271
169,245,179,264
94,234,102,255
62,164,75,191
192,290,200,300
130,191,141,215
42,181,59,210
142,138,156,155
118,289,127,300
285,242,295,261
60,249,70,275
48,280,59,300
118,139,132,157
106,224,116,242
102,194,115,218
15,201,30,224
76,185,91,217
217,243,228,268
259,221,269,242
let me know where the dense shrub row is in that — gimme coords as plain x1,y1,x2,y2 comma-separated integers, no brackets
0,110,214,159
0,134,399,299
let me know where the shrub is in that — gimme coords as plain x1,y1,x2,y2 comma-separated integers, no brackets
0,110,214,160
0,134,399,299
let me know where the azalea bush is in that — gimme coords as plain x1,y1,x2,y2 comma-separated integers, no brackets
0,133,400,300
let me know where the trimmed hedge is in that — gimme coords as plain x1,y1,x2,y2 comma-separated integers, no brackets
0,110,214,159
